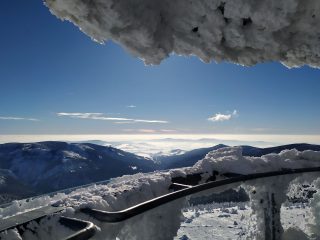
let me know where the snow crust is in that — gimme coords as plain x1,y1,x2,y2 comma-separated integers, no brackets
44,0,320,67
1,147,320,239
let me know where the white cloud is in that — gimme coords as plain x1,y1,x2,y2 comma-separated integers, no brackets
208,110,238,122
57,112,168,124
126,105,136,108
134,119,168,123
113,121,136,124
0,116,39,121
46,0,320,67
57,113,102,118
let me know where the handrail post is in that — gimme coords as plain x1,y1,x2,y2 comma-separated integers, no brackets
246,176,292,240
263,192,282,240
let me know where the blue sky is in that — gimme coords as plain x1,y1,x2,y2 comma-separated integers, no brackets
0,1,320,137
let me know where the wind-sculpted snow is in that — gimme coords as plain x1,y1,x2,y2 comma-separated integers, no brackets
44,0,320,67
1,147,320,239
195,147,320,175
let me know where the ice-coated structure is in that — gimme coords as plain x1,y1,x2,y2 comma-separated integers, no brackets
1,147,320,239
44,0,320,67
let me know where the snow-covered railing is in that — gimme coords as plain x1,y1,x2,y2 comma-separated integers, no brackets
80,167,320,224
1,147,320,239
0,205,97,240
1,168,320,239
0,179,112,210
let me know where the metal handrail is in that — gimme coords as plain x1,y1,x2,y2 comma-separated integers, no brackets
81,166,320,222
59,217,97,240
0,205,65,232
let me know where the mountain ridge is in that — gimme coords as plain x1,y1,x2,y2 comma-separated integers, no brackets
0,141,157,200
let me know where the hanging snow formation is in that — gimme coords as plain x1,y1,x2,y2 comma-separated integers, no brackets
44,0,320,67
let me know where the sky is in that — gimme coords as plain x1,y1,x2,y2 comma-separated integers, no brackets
0,1,320,142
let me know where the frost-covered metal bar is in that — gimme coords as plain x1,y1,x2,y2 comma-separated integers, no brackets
169,183,193,191
80,166,320,223
0,205,64,232
0,207,97,240
59,217,97,240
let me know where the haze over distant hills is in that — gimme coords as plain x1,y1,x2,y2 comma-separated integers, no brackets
0,141,320,204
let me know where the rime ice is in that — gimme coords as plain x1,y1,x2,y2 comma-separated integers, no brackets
45,0,320,67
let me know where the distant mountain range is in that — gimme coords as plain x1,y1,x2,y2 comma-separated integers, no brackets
0,141,319,204
0,141,156,203
155,144,228,169
158,143,320,169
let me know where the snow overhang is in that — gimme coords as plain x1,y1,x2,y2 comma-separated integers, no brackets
45,0,320,67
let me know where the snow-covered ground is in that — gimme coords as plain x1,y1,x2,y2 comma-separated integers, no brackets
0,200,316,239
175,202,312,240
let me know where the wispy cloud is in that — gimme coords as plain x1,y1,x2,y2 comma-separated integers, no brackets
57,113,102,118
126,105,136,108
0,116,39,121
113,121,136,124
57,112,168,124
208,110,238,122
